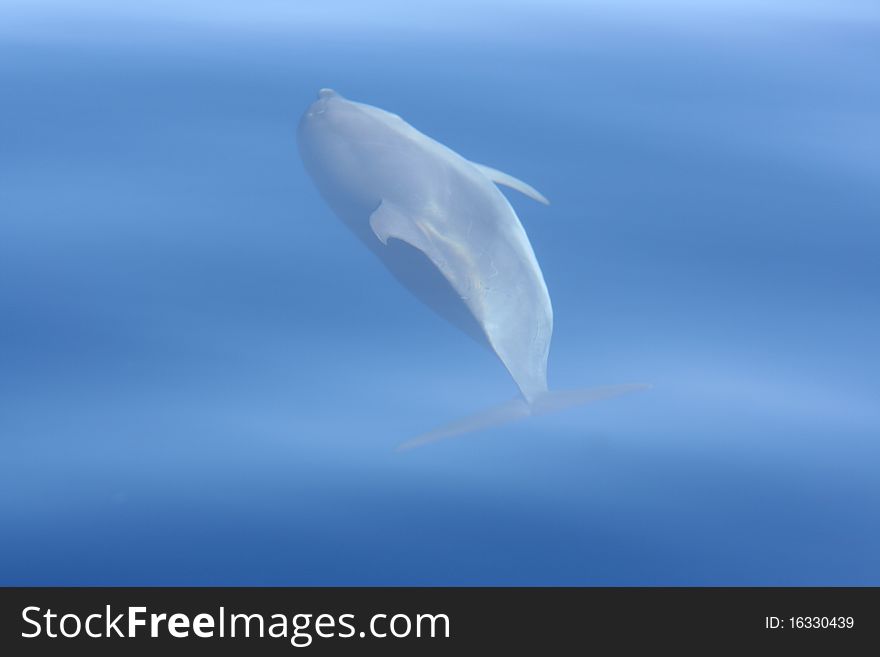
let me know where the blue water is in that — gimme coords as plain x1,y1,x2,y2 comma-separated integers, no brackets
1,1,878,585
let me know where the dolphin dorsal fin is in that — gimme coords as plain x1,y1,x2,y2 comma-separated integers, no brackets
470,162,549,205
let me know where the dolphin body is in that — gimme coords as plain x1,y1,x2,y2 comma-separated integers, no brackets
297,89,646,448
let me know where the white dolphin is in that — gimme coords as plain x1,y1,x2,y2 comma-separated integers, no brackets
297,89,647,449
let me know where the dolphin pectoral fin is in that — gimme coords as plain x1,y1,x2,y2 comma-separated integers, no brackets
470,162,549,205
369,201,491,348
369,200,432,251
369,200,458,288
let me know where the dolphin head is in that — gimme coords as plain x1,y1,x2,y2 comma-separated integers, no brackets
298,89,352,184
299,89,342,140
302,88,340,117
297,88,384,212
298,88,358,138
299,88,401,148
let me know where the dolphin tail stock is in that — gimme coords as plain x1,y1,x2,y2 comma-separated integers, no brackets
395,383,650,451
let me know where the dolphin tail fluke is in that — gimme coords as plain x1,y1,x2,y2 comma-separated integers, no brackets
395,383,650,451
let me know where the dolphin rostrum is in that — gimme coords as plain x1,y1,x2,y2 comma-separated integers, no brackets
297,89,647,448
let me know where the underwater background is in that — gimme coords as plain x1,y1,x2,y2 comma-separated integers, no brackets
1,0,878,584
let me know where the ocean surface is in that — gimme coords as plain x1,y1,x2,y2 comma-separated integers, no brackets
1,0,878,584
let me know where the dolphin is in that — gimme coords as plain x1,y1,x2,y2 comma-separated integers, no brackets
297,89,647,449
